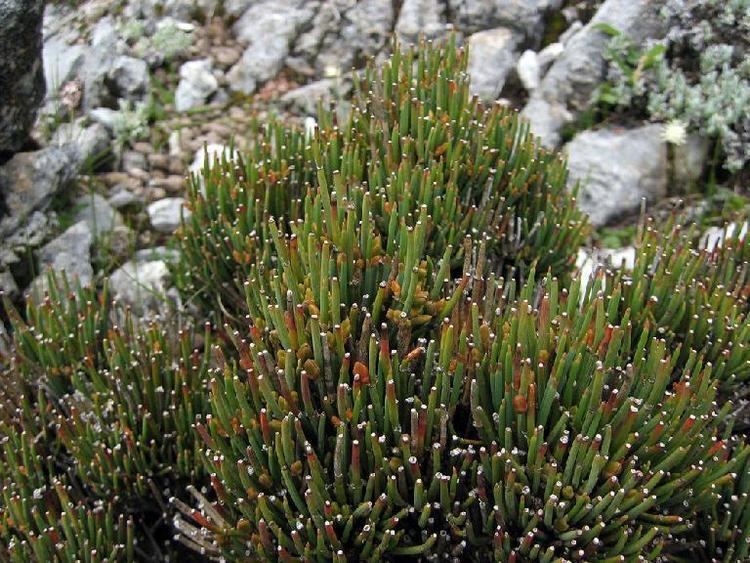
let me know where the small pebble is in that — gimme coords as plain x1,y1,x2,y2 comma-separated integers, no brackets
132,141,153,154
148,153,170,171
126,167,150,182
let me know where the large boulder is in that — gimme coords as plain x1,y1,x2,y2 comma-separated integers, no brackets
0,0,46,154
564,124,667,226
521,0,664,147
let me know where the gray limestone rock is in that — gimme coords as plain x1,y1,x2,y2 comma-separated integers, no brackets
123,0,218,21
224,0,254,18
175,59,219,112
0,145,79,238
49,120,112,170
0,210,51,270
42,38,86,95
521,96,573,148
448,0,559,38
122,150,148,172
110,255,171,317
108,56,150,101
80,18,122,110
466,28,521,102
36,220,92,271
674,135,710,187
516,49,541,92
88,107,120,132
280,78,351,116
74,193,124,236
108,185,143,209
228,0,314,94
147,197,189,233
564,124,668,226
395,0,447,44
29,220,94,300
0,270,18,300
295,0,394,76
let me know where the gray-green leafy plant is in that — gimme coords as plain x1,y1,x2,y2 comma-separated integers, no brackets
597,1,750,173
112,99,150,149
133,21,192,62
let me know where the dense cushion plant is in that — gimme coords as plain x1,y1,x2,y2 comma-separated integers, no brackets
0,37,749,562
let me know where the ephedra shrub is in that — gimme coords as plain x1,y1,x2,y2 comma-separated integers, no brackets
171,38,750,561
